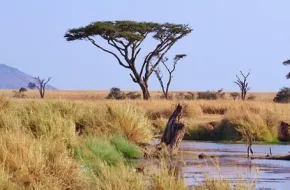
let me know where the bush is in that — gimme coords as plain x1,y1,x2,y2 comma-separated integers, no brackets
273,87,290,103
216,88,225,99
19,87,27,92
197,91,218,100
125,91,141,100
159,93,174,100
230,92,240,100
175,92,195,100
184,92,195,100
12,91,26,98
247,95,256,100
106,87,125,100
175,92,185,100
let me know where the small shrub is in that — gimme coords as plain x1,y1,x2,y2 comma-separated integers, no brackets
230,92,240,100
216,88,226,99
18,87,27,92
125,91,141,100
273,87,290,103
197,91,218,100
175,92,185,100
106,87,125,100
12,91,26,98
159,93,174,100
176,92,195,100
111,135,142,159
184,92,195,100
247,95,256,100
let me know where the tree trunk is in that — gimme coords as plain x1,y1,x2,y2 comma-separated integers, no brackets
160,104,185,155
139,82,150,100
39,89,44,99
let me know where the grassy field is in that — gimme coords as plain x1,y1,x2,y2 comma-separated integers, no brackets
1,89,277,101
0,90,286,189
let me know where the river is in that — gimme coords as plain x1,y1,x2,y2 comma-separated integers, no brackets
178,141,290,190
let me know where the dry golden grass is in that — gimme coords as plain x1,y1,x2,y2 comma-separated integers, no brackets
1,89,278,102
0,91,288,189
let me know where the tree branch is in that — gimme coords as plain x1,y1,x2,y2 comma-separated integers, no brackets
153,66,166,97
130,73,137,83
87,37,130,69
145,42,175,81
44,77,51,86
107,39,126,57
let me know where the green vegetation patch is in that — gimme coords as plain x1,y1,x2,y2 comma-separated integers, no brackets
74,136,123,167
111,135,142,159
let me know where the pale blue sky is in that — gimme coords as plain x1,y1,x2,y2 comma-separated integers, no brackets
1,1,290,91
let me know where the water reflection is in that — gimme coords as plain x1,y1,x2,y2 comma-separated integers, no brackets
178,141,290,190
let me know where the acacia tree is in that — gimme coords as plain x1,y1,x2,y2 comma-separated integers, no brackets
64,21,192,100
28,77,51,99
153,54,187,99
234,70,251,100
283,59,290,79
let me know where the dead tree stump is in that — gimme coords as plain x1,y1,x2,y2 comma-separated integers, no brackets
159,104,185,155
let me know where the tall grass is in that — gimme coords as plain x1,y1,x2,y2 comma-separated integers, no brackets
0,130,87,189
111,135,143,159
74,136,123,167
224,103,280,142
0,99,154,189
0,96,287,189
86,157,187,190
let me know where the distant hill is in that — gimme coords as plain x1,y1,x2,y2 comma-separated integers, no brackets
0,64,56,90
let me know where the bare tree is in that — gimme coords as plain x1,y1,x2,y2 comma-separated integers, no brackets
234,70,251,100
153,54,187,99
28,77,51,99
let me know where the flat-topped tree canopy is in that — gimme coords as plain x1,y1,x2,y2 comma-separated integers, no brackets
64,20,192,99
64,21,191,42
283,60,290,65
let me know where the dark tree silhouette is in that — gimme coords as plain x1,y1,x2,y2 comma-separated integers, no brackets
273,87,290,103
153,54,187,99
64,21,192,100
28,77,51,99
19,87,27,92
234,70,251,100
283,59,290,79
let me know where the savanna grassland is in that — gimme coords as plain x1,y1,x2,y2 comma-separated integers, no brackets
0,90,288,189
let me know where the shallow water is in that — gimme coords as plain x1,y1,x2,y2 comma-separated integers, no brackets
178,141,290,190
